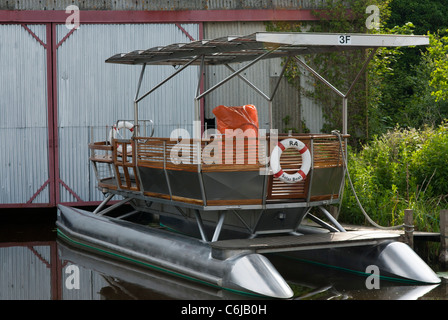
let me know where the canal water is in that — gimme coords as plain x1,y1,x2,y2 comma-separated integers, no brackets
1,208,447,301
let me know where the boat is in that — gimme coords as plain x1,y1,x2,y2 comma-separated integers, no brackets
56,32,441,299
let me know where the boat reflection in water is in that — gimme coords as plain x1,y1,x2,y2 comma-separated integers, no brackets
57,240,440,301
58,241,247,300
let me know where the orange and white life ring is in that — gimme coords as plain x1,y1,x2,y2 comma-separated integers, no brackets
108,121,134,154
270,138,311,183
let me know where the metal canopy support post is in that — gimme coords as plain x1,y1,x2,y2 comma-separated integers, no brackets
193,57,205,205
195,55,206,127
194,100,202,137
135,63,147,101
196,55,205,98
136,56,200,103
293,48,377,135
196,47,279,101
194,48,286,131
294,55,347,133
133,63,147,136
198,54,290,106
269,57,291,101
342,97,348,135
133,56,201,135
224,64,271,101
345,48,378,98
294,56,345,98
133,101,139,137
342,48,378,134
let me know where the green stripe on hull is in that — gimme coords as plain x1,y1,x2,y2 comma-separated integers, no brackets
56,228,267,298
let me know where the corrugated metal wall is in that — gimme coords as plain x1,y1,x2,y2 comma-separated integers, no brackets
0,24,50,205
0,245,52,299
203,22,302,132
0,244,109,300
300,69,324,133
56,23,199,203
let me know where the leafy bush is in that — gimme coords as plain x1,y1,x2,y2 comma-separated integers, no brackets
340,122,448,231
410,121,448,197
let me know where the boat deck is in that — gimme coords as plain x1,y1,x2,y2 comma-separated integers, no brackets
89,133,348,209
210,230,400,259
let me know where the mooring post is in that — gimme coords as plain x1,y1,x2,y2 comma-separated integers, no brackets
404,209,414,249
439,209,448,267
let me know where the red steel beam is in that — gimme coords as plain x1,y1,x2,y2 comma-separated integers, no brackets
0,9,319,23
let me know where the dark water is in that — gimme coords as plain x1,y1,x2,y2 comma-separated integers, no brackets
1,209,447,301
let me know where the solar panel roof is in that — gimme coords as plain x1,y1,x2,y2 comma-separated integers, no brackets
105,32,429,66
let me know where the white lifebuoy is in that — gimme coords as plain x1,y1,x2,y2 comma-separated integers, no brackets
270,138,311,183
108,121,134,154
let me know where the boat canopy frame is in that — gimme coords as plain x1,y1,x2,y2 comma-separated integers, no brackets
106,32,429,135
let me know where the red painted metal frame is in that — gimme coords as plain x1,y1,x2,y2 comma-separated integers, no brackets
47,23,57,208
51,23,61,206
175,22,196,41
0,9,318,23
0,8,318,208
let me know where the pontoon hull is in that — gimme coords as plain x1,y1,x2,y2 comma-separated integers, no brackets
57,204,441,301
158,216,442,285
56,205,294,299
274,241,441,285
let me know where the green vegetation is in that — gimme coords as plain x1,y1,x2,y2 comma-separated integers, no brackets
340,123,448,232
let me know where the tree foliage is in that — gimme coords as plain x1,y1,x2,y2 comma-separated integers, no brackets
375,0,448,130
425,31,448,102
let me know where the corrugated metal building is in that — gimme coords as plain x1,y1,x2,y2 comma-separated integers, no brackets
56,23,200,203
0,241,111,300
0,1,324,208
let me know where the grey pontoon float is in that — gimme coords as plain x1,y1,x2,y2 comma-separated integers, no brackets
57,32,440,299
